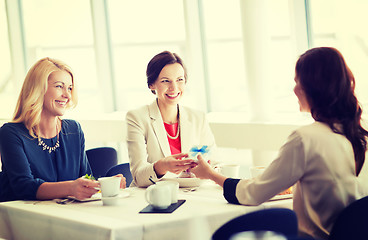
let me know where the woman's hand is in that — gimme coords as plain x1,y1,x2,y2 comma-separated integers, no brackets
70,177,100,200
154,153,196,176
190,154,214,179
191,154,227,187
114,174,127,189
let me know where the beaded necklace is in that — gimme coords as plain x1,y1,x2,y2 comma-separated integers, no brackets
38,123,60,153
165,122,180,139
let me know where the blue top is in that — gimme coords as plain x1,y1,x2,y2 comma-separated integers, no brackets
0,119,92,202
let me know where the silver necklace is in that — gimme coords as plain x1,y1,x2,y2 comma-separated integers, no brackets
166,122,180,140
38,123,60,153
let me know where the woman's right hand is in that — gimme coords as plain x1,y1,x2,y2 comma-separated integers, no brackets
190,154,214,179
191,154,227,187
154,153,197,176
70,177,100,200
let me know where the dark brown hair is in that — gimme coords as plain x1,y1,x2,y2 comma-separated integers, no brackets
146,51,187,94
295,47,368,175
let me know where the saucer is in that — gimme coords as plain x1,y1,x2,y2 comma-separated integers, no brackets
162,177,203,188
100,191,130,200
101,191,130,206
67,190,130,202
269,193,293,201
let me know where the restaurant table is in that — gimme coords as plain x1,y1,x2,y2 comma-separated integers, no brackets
0,180,292,240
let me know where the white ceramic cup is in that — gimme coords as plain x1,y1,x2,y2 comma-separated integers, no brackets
157,181,179,204
250,166,266,178
145,184,172,209
98,176,120,197
217,164,240,178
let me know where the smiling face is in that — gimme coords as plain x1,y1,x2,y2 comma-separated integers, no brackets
293,76,310,112
42,70,73,119
149,63,186,108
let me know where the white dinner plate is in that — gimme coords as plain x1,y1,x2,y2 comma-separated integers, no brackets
67,194,100,202
269,193,293,201
162,177,203,188
67,190,130,202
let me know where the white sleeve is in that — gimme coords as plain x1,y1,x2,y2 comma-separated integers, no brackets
236,131,306,205
126,110,158,187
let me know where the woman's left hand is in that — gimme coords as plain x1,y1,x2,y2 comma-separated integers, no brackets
114,174,126,189
70,178,100,200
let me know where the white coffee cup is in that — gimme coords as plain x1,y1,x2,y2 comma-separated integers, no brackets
157,181,179,204
145,184,172,209
250,166,266,178
216,164,240,178
98,176,120,197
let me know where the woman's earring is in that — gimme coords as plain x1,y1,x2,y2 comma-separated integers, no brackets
149,85,156,94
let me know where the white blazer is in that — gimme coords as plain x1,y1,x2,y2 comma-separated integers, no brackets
126,100,216,187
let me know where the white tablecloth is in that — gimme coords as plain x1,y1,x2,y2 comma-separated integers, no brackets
0,181,292,240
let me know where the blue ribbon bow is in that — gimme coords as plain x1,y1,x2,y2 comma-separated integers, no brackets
189,145,209,155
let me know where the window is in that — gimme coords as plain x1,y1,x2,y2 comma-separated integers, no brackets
310,0,368,111
268,0,298,119
21,0,101,116
2,1,368,123
202,0,247,112
203,0,299,122
108,0,187,111
0,0,14,118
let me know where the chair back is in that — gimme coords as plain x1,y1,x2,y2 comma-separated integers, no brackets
105,163,133,187
86,147,118,179
329,196,368,240
212,208,298,240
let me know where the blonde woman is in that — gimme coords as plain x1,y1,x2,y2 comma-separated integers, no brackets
0,58,125,202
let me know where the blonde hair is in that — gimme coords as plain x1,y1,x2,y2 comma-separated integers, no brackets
12,57,78,138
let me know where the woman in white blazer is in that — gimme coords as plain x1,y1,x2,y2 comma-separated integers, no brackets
126,51,216,187
191,47,368,240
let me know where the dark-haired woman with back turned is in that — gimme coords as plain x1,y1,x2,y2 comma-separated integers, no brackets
191,47,368,239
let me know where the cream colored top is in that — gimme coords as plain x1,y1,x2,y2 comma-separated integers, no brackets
126,100,216,187
235,121,368,239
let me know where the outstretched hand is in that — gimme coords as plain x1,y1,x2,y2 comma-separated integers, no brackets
190,154,214,179
191,154,227,187
154,153,197,176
